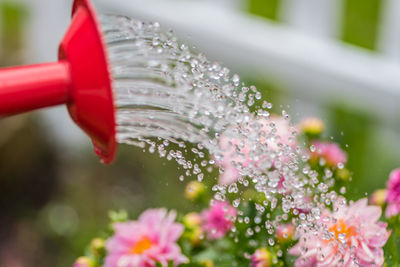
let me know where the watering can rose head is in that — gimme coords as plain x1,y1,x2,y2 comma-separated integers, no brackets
0,0,117,163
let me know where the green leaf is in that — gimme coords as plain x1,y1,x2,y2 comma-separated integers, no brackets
108,209,129,223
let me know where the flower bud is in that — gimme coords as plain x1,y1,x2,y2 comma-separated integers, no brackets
190,226,205,245
182,212,204,245
90,238,105,257
276,223,295,243
369,189,387,207
200,259,214,267
336,168,351,182
74,257,94,267
185,181,206,201
108,209,128,223
251,248,272,267
183,212,202,227
300,117,324,137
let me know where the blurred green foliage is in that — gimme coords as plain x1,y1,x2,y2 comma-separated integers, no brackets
247,0,384,50
248,0,281,21
0,2,26,65
329,105,399,199
341,0,383,50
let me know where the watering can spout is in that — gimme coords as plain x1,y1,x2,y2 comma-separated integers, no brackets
0,0,116,164
0,61,71,115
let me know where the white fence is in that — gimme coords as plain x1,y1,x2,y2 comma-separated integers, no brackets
96,0,400,126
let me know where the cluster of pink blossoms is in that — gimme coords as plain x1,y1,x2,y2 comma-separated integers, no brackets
74,116,396,267
101,201,236,267
385,168,400,218
290,198,391,267
104,209,187,267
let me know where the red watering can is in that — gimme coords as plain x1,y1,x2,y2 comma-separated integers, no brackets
0,0,116,163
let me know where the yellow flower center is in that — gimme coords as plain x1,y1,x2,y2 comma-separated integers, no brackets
328,219,356,244
130,236,153,254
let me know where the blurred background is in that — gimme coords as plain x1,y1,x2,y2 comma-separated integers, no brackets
0,0,399,266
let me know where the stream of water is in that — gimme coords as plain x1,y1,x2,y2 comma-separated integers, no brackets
100,14,343,241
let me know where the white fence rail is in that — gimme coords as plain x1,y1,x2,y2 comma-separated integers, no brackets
379,0,400,62
97,0,400,124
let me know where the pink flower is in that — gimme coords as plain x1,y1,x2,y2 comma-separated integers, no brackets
295,195,313,214
202,201,237,239
251,248,271,267
276,223,295,243
217,116,297,185
311,141,347,168
105,209,187,267
289,198,391,267
385,168,400,218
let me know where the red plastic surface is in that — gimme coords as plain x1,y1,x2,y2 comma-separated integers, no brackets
0,62,70,116
60,0,116,163
0,0,116,163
